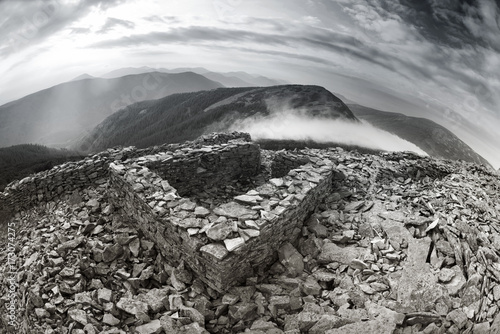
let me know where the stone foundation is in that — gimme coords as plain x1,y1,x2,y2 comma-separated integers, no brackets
108,141,335,292
0,132,337,292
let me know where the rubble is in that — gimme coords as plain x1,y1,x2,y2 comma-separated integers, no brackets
1,133,500,333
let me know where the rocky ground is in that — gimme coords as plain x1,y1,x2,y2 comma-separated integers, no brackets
1,147,500,334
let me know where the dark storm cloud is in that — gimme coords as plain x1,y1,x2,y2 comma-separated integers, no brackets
354,0,500,104
0,0,125,57
374,0,500,50
98,17,135,33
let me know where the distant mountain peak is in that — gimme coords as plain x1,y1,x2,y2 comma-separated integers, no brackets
71,73,96,81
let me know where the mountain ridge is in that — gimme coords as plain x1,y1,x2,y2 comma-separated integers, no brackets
75,85,358,152
0,72,223,148
349,103,491,167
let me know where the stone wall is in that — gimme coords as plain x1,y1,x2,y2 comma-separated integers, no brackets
0,132,250,217
270,151,311,178
0,149,118,214
0,131,337,292
108,142,335,292
146,142,260,196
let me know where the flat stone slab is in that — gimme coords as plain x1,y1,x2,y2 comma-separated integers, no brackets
214,201,259,220
397,236,444,311
317,242,367,265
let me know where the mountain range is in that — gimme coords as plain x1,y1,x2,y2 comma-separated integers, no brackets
0,72,222,148
349,104,491,167
100,66,286,87
0,67,492,172
76,85,357,152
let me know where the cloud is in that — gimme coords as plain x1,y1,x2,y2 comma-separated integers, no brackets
98,17,135,33
229,104,427,156
0,0,125,57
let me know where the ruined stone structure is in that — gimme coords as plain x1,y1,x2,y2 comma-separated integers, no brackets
0,132,337,292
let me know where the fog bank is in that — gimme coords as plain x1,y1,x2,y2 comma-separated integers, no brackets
230,110,427,156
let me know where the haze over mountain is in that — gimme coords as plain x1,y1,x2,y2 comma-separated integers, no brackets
101,67,285,87
1,0,499,167
0,72,222,148
76,84,427,157
349,104,491,167
76,85,355,151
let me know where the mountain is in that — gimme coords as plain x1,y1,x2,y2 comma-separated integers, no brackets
71,73,96,81
101,66,285,87
0,72,223,148
76,85,358,152
349,104,491,167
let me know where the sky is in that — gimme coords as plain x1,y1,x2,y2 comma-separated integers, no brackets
0,0,499,168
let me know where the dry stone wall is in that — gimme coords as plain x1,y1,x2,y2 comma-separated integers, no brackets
0,131,338,293
270,151,311,178
146,143,260,196
108,142,336,292
0,132,250,217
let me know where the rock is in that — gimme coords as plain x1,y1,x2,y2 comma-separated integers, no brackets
309,315,353,334
397,237,445,311
35,308,51,318
194,206,210,217
301,277,322,296
180,306,205,326
59,236,85,254
134,319,162,334
206,221,233,241
200,243,229,260
129,238,141,257
179,200,196,211
438,268,455,283
179,322,209,334
444,265,467,296
116,298,149,316
350,259,369,270
278,242,304,277
325,319,395,334
103,313,120,326
97,288,112,303
269,178,284,187
491,311,500,334
171,270,187,291
160,314,178,333
59,267,75,277
68,308,88,325
102,244,122,262
473,322,490,333
141,289,169,313
447,309,468,329
358,283,376,295
344,201,365,212
297,311,322,332
228,303,258,324
234,194,263,205
318,243,366,265
365,301,405,325
139,266,155,280
214,202,258,220
224,237,245,252
493,285,500,301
